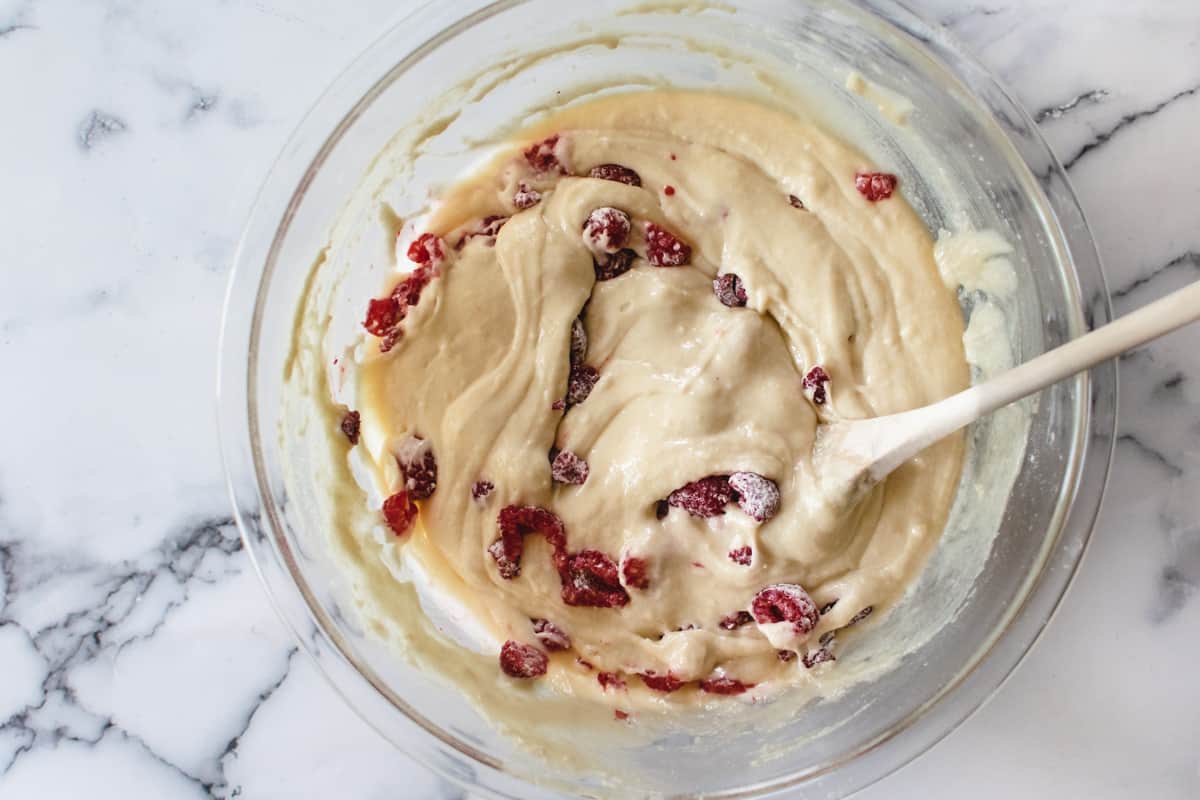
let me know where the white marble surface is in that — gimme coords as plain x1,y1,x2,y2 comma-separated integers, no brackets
0,1,1197,797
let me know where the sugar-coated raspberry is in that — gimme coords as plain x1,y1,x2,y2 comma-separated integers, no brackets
588,163,642,186
667,475,733,518
488,537,521,579
395,436,438,499
566,364,599,406
582,207,632,255
523,134,567,174
640,672,684,693
561,549,629,608
593,248,637,281
499,640,547,678
751,584,819,636
854,171,898,201
551,450,589,485
382,491,417,536
531,618,571,651
340,410,360,444
803,366,830,406
644,222,692,267
728,546,753,566
513,182,542,210
570,317,587,365
728,472,780,522
719,610,754,630
713,273,748,307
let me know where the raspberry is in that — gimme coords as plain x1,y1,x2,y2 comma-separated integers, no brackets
713,273,747,307
803,646,836,668
582,207,632,255
777,649,797,663
588,163,642,186
513,182,542,209
499,640,547,679
667,475,733,518
458,215,508,248
803,366,830,406
531,618,571,651
728,546,752,566
382,491,417,536
491,505,567,579
551,398,566,411
593,248,636,281
551,450,589,485
391,264,436,309
855,171,897,201
566,364,599,406
640,672,683,693
621,556,650,590
598,672,627,691
340,410,360,444
699,676,752,695
644,222,692,267
751,584,819,636
561,549,629,608
471,480,494,501
728,472,780,522
523,134,567,174
570,317,587,365
719,610,754,630
788,194,806,210
848,606,874,626
363,297,400,337
663,185,676,196
395,436,437,499
406,232,446,266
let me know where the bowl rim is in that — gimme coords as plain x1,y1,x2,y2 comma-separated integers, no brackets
216,1,1116,797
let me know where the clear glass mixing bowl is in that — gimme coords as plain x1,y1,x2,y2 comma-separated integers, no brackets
218,1,1115,797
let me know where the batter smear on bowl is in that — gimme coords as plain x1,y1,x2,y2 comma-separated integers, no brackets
348,91,967,703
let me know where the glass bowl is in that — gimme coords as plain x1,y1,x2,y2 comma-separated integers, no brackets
217,1,1115,797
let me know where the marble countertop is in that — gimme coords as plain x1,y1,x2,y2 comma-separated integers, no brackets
1,1,1197,797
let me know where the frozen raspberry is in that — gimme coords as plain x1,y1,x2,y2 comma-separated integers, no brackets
588,163,642,186
713,273,747,307
490,505,567,579
699,676,753,695
593,248,636,281
551,450,589,485
751,584,819,636
381,491,417,536
803,366,830,406
621,556,650,590
777,649,797,663
393,265,435,310
728,546,753,566
531,618,571,651
523,134,567,174
406,232,446,266
471,480,494,501
848,606,874,626
667,475,733,518
566,364,599,406
395,436,437,499
499,640,547,679
855,171,898,201
644,222,692,267
561,549,629,608
719,610,753,630
513,182,542,210
788,194,806,210
340,410,360,444
728,472,780,522
598,672,627,692
363,297,400,337
570,317,587,365
582,207,632,255
803,646,836,668
640,672,684,693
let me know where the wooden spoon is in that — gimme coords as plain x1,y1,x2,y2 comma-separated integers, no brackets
816,280,1200,500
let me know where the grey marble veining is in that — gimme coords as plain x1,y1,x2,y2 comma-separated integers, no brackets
0,1,1197,797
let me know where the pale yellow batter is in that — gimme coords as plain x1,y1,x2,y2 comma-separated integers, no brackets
348,91,967,701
